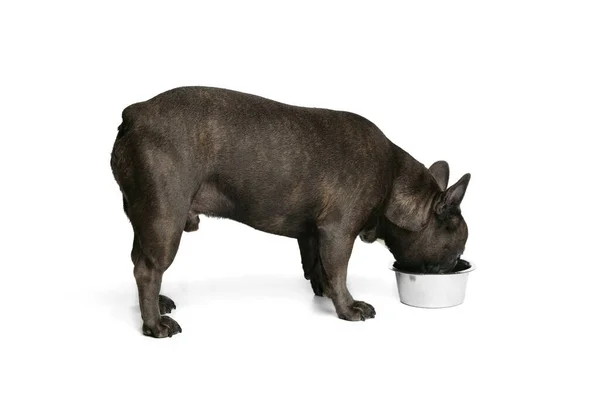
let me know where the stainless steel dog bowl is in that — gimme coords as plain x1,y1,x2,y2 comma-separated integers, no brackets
391,261,475,308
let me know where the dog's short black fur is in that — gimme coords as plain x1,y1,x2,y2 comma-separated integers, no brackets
111,87,471,338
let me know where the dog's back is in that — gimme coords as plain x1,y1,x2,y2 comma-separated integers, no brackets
111,87,395,237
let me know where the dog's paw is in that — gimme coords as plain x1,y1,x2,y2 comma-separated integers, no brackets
337,301,376,321
142,316,182,338
159,294,176,314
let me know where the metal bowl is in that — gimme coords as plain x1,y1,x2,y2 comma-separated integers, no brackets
391,260,475,308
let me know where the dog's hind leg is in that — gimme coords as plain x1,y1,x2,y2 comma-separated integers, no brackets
130,238,178,315
298,235,328,297
129,207,186,338
130,235,178,315
113,122,193,336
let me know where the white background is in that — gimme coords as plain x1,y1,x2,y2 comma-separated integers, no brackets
1,1,599,399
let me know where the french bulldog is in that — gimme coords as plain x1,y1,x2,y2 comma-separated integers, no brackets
110,87,471,338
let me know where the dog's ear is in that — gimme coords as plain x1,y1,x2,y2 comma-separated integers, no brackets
384,180,432,232
429,161,450,190
435,173,471,214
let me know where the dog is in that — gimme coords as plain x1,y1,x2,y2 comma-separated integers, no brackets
111,87,471,338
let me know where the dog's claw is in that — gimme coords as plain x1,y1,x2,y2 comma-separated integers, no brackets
338,300,376,321
143,316,182,338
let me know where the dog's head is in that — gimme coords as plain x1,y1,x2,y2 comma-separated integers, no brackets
363,161,470,273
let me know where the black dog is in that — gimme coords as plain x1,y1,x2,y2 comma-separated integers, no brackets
111,87,471,338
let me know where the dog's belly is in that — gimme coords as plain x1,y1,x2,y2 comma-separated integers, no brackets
234,212,312,238
190,181,313,238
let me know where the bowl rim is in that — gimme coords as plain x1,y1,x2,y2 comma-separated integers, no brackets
389,261,476,276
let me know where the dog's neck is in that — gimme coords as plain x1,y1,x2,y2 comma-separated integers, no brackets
392,145,442,200
386,145,443,226
360,145,443,243
392,146,442,219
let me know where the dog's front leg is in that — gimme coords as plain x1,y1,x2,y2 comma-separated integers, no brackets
298,235,326,296
317,227,376,321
